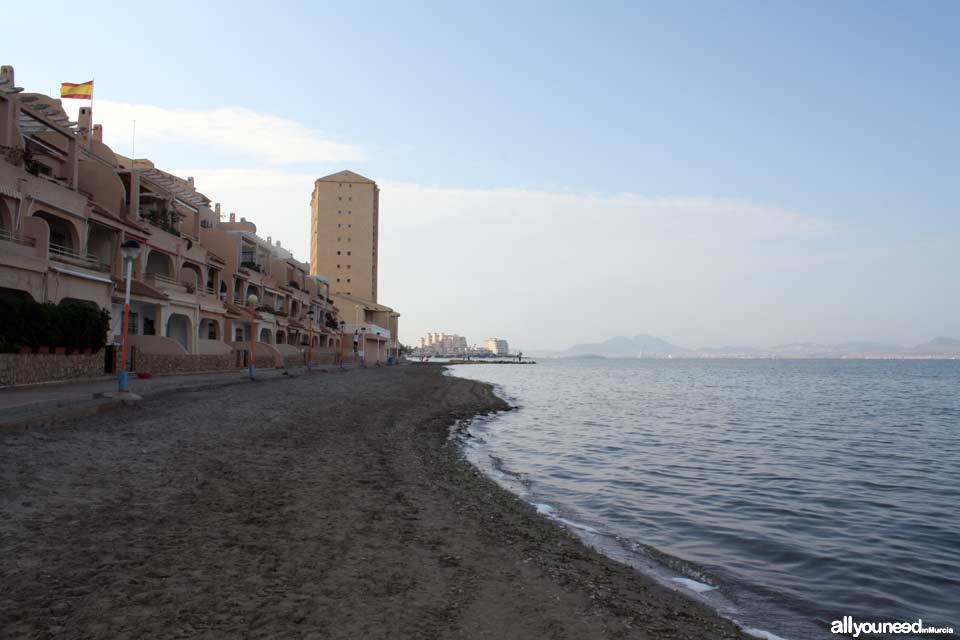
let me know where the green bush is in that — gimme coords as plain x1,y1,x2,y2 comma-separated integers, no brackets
0,299,110,353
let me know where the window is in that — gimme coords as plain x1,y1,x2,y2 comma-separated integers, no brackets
347,264,351,269
347,251,351,255
336,278,341,283
346,278,351,283
337,264,340,268
338,196,342,201
337,251,341,255
347,224,351,228
337,237,341,241
127,312,139,335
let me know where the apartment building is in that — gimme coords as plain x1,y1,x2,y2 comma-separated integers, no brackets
310,170,379,301
310,169,401,357
0,65,341,377
484,338,510,356
332,292,400,364
416,332,468,355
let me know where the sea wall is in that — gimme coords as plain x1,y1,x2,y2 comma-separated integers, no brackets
130,351,237,375
0,352,107,386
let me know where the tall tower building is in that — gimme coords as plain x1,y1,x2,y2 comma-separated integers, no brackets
310,170,379,302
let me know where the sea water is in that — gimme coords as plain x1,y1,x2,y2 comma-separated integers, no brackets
449,359,960,639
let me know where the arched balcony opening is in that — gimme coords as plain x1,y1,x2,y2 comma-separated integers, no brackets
165,313,191,351
145,250,173,277
34,210,80,253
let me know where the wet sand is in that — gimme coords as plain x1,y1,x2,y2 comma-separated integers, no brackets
1,365,745,639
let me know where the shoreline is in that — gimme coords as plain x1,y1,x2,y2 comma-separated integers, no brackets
2,365,745,638
447,366,798,640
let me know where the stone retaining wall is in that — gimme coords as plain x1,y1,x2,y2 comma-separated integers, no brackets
0,352,107,386
131,351,238,375
0,345,328,387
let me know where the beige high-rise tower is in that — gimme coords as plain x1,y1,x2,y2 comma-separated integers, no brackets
310,170,379,302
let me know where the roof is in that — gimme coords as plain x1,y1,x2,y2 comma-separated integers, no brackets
112,277,168,301
315,170,376,185
331,293,395,313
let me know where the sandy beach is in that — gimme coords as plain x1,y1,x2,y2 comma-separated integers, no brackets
1,365,745,639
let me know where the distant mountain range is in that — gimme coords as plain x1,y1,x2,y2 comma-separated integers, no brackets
529,335,960,359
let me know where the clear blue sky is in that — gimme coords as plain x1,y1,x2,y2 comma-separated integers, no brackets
6,1,959,348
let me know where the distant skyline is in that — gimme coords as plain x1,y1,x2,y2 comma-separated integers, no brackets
7,1,958,349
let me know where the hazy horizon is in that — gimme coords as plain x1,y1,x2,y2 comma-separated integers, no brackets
9,1,958,350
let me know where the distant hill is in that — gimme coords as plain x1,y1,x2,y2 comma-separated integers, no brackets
558,334,688,358
560,353,608,360
910,337,960,356
532,335,960,359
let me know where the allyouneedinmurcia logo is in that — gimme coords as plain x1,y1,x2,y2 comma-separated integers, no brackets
831,616,954,637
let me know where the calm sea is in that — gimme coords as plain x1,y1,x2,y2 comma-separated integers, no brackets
449,359,960,639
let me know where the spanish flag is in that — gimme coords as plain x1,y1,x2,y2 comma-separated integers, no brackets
60,80,94,100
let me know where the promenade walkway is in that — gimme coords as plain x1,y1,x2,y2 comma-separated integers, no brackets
0,365,348,428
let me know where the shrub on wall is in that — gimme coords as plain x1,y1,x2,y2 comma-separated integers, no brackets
0,299,110,353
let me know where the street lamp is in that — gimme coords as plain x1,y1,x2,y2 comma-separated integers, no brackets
306,308,315,372
118,239,141,392
247,293,258,379
354,305,361,367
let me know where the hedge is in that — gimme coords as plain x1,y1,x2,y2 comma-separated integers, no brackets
0,298,110,353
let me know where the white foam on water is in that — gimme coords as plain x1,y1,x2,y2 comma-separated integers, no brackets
670,577,717,594
534,503,555,515
557,517,600,534
740,625,792,640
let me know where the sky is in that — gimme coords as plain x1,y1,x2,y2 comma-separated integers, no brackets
6,1,959,349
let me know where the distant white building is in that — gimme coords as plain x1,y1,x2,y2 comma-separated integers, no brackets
484,338,509,356
414,332,468,355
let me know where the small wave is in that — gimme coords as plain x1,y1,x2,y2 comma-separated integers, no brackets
739,625,792,640
671,577,717,593
556,517,600,534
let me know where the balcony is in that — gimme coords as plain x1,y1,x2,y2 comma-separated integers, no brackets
144,272,190,293
0,228,37,248
342,322,390,341
49,242,108,271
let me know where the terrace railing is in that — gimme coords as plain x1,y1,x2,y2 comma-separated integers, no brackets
49,242,108,271
145,272,190,292
0,228,36,247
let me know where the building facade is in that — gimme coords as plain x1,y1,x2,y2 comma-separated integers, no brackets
484,338,510,356
332,292,400,365
310,170,379,302
415,332,468,356
0,64,342,380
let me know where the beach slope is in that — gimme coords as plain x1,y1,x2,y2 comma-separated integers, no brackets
1,365,744,639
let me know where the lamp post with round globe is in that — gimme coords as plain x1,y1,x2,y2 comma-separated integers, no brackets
118,239,141,392
247,294,258,379
306,308,315,372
